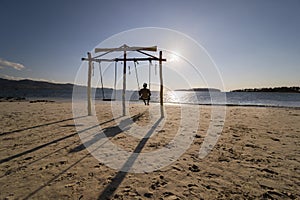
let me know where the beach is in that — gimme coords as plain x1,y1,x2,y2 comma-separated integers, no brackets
0,101,299,199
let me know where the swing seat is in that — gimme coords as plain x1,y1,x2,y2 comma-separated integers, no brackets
139,97,150,100
139,95,150,101
102,98,115,101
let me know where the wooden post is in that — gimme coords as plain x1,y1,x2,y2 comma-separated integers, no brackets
159,51,164,117
87,52,92,116
122,51,126,116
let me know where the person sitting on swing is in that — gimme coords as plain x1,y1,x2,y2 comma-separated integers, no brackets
139,83,151,105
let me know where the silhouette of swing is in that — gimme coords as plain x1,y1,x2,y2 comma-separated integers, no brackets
98,61,117,101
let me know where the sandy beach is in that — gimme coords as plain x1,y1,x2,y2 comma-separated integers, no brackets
0,101,299,199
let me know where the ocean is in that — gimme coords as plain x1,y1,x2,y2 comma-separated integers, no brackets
129,91,300,108
2,89,299,108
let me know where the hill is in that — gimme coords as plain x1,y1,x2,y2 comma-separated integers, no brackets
0,78,74,90
0,78,113,98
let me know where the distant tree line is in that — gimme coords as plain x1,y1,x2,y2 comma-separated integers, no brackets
231,86,300,93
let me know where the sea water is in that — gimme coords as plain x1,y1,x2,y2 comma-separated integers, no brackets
100,90,300,108
1,89,300,108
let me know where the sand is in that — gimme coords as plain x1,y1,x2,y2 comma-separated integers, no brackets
0,101,299,199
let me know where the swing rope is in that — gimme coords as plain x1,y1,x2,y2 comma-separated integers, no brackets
134,60,152,90
98,62,105,99
134,61,140,90
92,62,95,76
113,61,117,100
149,61,152,90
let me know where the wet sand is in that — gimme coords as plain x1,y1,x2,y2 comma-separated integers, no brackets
0,101,299,199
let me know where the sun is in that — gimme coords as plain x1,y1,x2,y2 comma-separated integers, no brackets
168,52,180,63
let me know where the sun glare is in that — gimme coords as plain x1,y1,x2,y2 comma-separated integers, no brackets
168,53,180,63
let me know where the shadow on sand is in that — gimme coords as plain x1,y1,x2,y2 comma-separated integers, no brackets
0,116,120,165
0,116,86,136
18,112,154,199
2,110,163,199
98,116,163,199
69,113,144,153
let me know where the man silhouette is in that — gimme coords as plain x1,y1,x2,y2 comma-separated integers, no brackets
139,83,151,105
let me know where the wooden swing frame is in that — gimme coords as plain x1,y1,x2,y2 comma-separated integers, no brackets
81,44,167,117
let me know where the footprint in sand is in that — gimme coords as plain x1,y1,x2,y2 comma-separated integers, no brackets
188,164,200,172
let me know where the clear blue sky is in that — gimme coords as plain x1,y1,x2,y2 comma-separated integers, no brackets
0,0,299,91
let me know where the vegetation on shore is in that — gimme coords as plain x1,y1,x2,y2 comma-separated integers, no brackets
231,87,300,93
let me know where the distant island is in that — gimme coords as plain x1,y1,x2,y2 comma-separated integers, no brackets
175,88,221,92
231,86,300,93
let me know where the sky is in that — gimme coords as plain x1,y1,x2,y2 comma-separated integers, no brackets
0,0,299,91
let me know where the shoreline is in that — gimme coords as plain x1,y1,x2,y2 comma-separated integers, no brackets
1,96,300,109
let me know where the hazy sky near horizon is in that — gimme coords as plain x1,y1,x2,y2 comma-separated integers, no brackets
0,0,299,91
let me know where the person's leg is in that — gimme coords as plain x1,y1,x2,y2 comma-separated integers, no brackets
147,99,150,105
143,99,147,105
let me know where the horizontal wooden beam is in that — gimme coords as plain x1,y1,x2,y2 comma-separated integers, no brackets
82,57,166,63
82,58,114,62
95,45,157,53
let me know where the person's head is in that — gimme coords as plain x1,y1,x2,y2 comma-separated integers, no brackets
143,83,147,88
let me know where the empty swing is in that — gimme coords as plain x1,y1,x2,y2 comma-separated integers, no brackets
98,61,117,101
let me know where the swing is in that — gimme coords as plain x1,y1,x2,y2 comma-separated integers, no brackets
134,60,152,101
98,61,117,101
82,46,166,116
